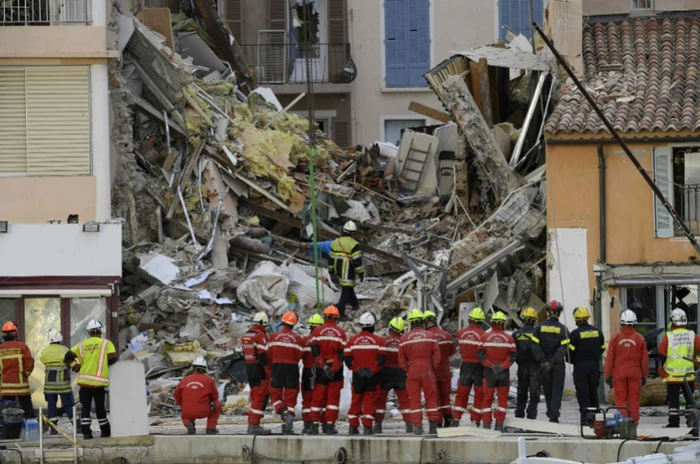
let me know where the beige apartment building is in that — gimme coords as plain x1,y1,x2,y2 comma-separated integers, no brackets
0,0,122,404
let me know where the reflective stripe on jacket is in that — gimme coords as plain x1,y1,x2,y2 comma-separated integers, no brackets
428,326,456,380
398,328,440,371
267,327,304,365
330,236,363,286
344,331,385,373
71,336,115,387
0,340,34,396
381,333,402,369
478,327,516,369
456,324,484,363
311,321,347,372
661,328,697,382
40,344,72,394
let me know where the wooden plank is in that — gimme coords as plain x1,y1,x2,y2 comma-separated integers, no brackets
166,139,206,219
130,94,186,138
142,8,174,51
478,58,493,128
469,60,483,113
503,418,580,436
234,172,290,211
437,426,501,439
408,101,451,124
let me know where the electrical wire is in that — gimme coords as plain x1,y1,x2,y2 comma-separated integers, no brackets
616,439,630,462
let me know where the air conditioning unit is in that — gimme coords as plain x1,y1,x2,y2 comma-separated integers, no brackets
257,30,287,84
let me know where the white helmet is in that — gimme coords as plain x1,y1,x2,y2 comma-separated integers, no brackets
86,320,103,333
671,308,688,326
48,329,63,343
253,312,268,327
343,220,357,234
620,310,638,326
192,357,207,369
359,312,376,328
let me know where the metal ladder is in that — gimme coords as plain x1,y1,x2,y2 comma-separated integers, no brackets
398,138,433,193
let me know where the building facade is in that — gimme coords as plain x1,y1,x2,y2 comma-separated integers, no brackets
0,0,122,404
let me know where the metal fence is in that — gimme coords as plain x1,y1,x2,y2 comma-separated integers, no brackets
680,183,700,235
1,0,91,25
239,43,353,85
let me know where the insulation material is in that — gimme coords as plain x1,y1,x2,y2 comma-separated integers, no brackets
236,261,289,313
286,264,339,310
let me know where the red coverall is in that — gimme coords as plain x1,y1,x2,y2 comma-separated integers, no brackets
174,372,222,429
242,325,270,426
428,326,456,420
453,323,485,423
310,321,347,424
375,332,411,423
268,326,304,417
399,327,441,426
478,327,516,426
344,331,385,428
301,334,318,423
603,326,649,423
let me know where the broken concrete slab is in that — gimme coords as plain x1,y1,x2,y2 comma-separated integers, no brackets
138,253,180,285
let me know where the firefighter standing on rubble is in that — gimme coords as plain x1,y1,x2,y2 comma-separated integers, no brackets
0,322,34,419
344,312,385,435
452,307,486,427
479,311,516,431
658,308,700,428
568,306,606,425
330,220,364,319
399,309,441,435
268,311,305,435
532,301,569,423
374,317,412,433
512,307,542,420
301,313,324,434
242,312,272,435
308,305,347,436
425,310,457,427
604,310,648,424
174,356,221,435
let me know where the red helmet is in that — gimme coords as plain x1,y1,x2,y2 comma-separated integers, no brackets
281,311,298,326
2,321,17,333
323,305,340,318
548,300,563,315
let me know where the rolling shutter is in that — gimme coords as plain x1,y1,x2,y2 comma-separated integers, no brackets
225,0,243,43
333,121,350,147
0,70,27,174
268,0,286,30
328,0,347,82
385,0,408,87
653,146,674,238
25,67,90,176
407,0,429,87
499,0,543,40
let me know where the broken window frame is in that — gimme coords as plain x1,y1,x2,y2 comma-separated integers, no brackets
621,284,700,337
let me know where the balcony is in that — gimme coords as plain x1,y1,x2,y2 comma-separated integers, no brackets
678,184,700,236
0,0,91,25
239,43,356,88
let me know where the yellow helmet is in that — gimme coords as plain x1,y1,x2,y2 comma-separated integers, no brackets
521,307,537,321
573,306,590,321
389,317,406,333
423,310,437,321
308,313,324,327
407,308,424,323
491,311,508,324
468,307,485,322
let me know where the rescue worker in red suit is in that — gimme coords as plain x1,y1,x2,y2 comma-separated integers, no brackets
268,311,304,435
657,308,700,428
603,309,649,424
307,305,347,436
452,307,486,427
0,321,35,419
174,356,221,435
301,314,324,434
374,317,412,434
425,310,457,427
344,312,386,436
478,311,516,431
399,309,441,435
242,312,272,435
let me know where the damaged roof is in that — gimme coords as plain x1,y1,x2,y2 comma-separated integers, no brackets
545,17,700,135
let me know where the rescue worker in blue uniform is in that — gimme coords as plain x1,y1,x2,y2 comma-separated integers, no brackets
532,301,569,423
512,307,542,420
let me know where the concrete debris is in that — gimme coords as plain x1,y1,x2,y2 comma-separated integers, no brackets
109,2,554,419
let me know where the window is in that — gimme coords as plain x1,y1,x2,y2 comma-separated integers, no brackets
0,66,91,176
384,0,430,88
24,298,61,407
632,0,653,11
384,118,426,145
499,0,543,40
70,297,107,347
0,300,15,327
669,146,700,236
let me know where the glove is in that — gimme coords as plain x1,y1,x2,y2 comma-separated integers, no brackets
492,364,504,375
541,361,551,371
323,365,334,379
359,274,365,283
357,367,373,378
605,377,612,388
642,378,647,387
72,364,81,373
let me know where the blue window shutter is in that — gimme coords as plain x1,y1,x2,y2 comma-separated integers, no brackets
385,0,408,87
499,0,543,40
531,0,543,34
407,0,430,87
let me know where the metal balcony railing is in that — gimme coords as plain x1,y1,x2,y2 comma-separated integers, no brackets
1,0,91,25
679,183,700,235
239,43,356,85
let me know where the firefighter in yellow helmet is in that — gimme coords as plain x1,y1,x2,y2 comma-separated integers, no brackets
568,306,606,425
330,221,364,319
512,307,542,420
39,329,74,434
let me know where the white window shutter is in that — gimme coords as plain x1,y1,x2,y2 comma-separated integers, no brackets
653,146,674,238
0,70,28,174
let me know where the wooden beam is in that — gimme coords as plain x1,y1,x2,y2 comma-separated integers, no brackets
408,101,451,124
130,94,186,138
469,60,483,113
478,58,493,127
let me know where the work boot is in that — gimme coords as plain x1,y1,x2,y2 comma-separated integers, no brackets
247,424,272,435
325,423,338,435
363,426,374,436
405,422,414,433
283,411,295,435
50,422,58,436
301,422,311,434
321,422,329,434
472,421,481,428
428,421,438,435
494,422,504,432
549,417,559,424
206,428,220,435
348,425,360,436
664,423,680,428
305,423,319,435
514,411,525,419
443,414,453,428
482,422,492,430
414,425,423,435
450,419,460,427
373,421,383,434
186,421,196,435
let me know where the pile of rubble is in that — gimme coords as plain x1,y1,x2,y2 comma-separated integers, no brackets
108,0,553,417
